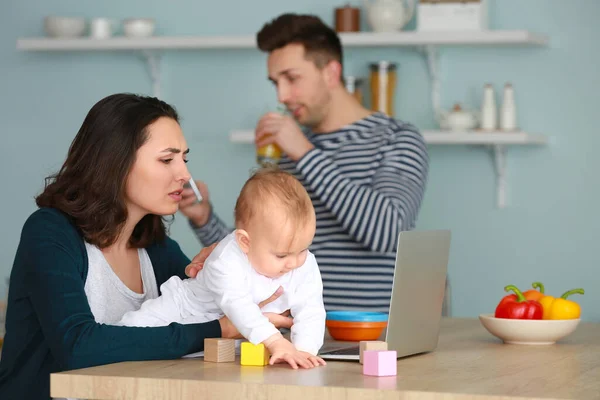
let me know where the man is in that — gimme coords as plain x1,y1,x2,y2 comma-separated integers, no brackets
180,13,429,312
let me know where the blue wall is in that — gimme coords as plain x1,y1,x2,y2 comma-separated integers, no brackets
1,0,598,320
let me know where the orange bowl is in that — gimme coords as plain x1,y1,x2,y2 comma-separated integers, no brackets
326,320,388,341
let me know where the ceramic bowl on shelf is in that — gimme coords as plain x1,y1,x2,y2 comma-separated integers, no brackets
326,311,388,341
123,18,155,37
44,16,86,38
439,103,479,131
479,313,581,345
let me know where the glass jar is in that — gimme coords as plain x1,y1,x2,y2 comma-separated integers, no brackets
345,76,364,105
369,61,397,117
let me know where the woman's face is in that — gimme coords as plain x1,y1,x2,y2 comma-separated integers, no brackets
125,117,191,219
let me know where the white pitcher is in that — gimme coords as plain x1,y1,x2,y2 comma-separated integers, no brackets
363,0,415,32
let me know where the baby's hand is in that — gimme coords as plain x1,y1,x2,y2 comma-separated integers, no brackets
266,338,315,369
298,351,327,367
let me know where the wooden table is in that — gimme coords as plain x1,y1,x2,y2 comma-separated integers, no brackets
50,317,600,399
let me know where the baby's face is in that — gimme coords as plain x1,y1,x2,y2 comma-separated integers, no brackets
245,211,316,279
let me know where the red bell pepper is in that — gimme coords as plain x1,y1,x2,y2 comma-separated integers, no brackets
494,285,543,320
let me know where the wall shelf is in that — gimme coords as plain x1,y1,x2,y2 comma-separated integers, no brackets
421,131,547,145
229,129,547,209
17,30,549,209
16,30,548,105
16,30,547,51
229,129,547,145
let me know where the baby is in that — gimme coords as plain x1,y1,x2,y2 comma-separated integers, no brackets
118,167,326,368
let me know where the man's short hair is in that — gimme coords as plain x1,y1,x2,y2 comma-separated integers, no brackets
256,13,343,70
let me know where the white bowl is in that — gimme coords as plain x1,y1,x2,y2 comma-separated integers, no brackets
44,16,86,38
123,18,155,37
479,313,580,345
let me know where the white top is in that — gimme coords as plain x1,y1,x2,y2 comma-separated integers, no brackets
118,232,326,355
84,243,159,324
60,244,159,400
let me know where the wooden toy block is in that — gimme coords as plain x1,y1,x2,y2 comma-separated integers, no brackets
240,342,270,366
359,340,388,364
362,350,397,377
204,338,235,363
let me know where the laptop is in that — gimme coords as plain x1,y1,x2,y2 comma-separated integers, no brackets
318,230,451,361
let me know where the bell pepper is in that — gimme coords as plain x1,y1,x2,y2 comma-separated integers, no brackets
496,282,545,309
495,285,543,319
538,288,584,320
522,282,546,302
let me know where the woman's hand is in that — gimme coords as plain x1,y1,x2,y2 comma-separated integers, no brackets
185,242,218,278
218,285,293,338
218,315,244,339
259,286,293,329
179,180,212,227
263,312,293,330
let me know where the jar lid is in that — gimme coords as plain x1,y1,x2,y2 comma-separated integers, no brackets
344,76,364,84
369,61,397,70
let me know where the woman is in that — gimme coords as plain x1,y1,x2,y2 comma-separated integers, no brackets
0,93,291,399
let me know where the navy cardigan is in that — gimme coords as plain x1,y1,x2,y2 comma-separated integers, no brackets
0,208,221,399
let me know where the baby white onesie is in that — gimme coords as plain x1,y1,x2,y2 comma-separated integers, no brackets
117,232,326,355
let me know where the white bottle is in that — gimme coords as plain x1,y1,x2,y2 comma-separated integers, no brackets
480,83,497,131
500,83,517,131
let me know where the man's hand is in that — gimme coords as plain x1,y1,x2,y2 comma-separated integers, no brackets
179,179,212,227
255,113,314,161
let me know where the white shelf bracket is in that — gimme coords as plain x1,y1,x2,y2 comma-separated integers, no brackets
491,145,508,209
419,45,443,126
419,46,514,209
141,51,162,98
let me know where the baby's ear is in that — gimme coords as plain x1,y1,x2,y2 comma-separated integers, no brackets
235,229,251,253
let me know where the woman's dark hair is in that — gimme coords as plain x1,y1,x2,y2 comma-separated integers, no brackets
36,93,179,249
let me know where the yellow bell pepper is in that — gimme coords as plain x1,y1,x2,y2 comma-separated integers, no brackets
538,288,584,320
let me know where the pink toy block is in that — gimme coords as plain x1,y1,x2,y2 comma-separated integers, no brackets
362,350,397,377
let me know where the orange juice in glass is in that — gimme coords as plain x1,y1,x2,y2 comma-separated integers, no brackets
256,140,282,167
256,105,286,167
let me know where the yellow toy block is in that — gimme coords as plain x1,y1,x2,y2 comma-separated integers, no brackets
240,342,270,366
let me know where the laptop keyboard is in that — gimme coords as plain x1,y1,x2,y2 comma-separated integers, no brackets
322,346,359,356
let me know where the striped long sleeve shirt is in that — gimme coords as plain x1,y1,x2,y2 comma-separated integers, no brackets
192,112,429,312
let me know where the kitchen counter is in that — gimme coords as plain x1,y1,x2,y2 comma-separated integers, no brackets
50,317,600,399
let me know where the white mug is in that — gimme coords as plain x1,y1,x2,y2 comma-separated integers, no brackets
90,18,116,39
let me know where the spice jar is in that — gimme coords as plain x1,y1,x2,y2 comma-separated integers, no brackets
335,4,360,32
345,76,364,105
370,61,397,117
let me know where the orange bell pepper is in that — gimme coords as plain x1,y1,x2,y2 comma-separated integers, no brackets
522,282,546,302
538,288,584,320
497,282,545,308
